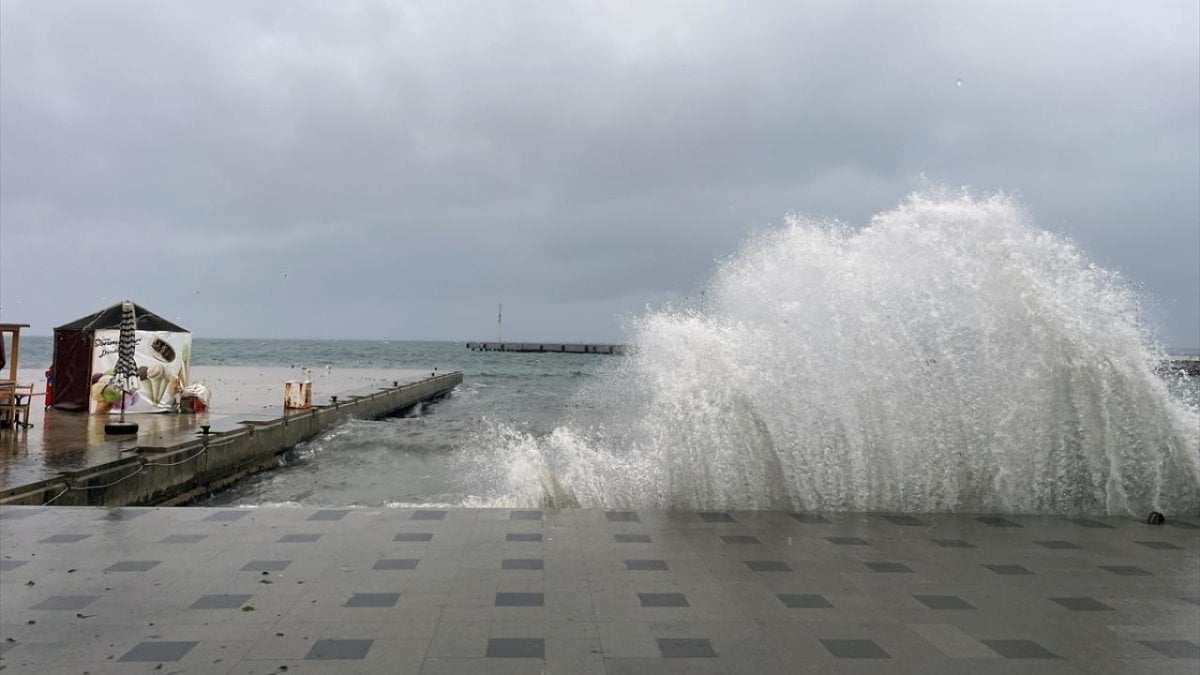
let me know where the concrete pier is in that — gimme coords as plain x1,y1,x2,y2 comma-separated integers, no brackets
1,506,1196,673
467,342,628,355
0,369,462,508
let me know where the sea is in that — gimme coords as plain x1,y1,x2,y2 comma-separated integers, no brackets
11,193,1200,514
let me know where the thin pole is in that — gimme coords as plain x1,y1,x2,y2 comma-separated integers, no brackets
498,303,503,342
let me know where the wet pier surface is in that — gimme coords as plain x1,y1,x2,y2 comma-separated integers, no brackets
1,506,1197,673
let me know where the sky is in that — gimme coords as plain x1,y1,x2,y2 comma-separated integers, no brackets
1,1,1197,347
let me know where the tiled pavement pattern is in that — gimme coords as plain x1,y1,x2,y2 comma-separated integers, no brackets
0,507,1196,674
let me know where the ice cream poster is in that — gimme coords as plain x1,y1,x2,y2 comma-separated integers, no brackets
89,330,192,414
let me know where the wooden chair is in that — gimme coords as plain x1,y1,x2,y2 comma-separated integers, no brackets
0,382,33,429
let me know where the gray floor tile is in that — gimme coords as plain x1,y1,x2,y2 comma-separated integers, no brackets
0,508,44,520
191,593,252,609
97,508,149,521
395,532,435,541
242,560,291,572
487,638,545,657
118,641,197,662
721,535,761,544
160,534,207,543
345,592,401,607
374,558,419,570
977,516,1021,528
982,564,1033,575
827,536,869,545
503,558,544,570
1066,518,1113,529
104,560,161,572
913,594,974,609
1100,565,1152,576
820,639,889,658
1166,520,1199,529
615,534,652,543
625,559,668,571
777,594,832,608
1036,540,1082,549
204,510,248,522
0,559,29,571
697,512,736,523
882,515,929,526
746,560,792,572
865,562,913,573
278,533,322,542
305,638,374,660
507,533,543,542
791,513,830,523
0,641,17,655
606,511,640,522
931,539,975,548
496,592,544,607
1050,597,1113,611
1138,640,1200,658
638,593,689,607
510,510,542,520
1135,541,1183,550
982,639,1060,659
309,509,349,521
39,533,90,543
657,638,715,658
413,509,447,520
31,594,99,610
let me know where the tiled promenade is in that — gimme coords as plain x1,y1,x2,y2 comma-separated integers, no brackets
1,506,1197,673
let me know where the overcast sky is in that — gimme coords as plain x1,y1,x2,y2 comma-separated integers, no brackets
1,1,1197,347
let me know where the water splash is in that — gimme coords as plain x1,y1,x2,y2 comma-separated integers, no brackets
463,191,1199,515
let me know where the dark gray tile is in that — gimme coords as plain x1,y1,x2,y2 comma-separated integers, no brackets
698,512,736,523
982,639,1060,659
305,639,374,660
412,510,447,520
791,513,830,524
345,592,401,607
0,640,17,654
827,537,869,546
882,515,928,526
502,558,544,570
487,638,544,658
931,539,975,548
1136,541,1183,550
913,594,973,609
821,639,889,658
0,508,45,520
104,560,161,572
778,594,832,608
625,559,668,571
1050,597,1113,611
982,564,1032,575
0,559,29,571
31,595,99,610
1036,540,1081,550
119,641,197,662
746,560,792,572
394,532,434,542
606,511,640,522
507,533,543,542
1065,518,1113,529
638,593,689,607
614,534,652,543
510,510,542,521
160,534,207,544
242,560,291,572
373,558,419,570
865,562,913,573
39,533,90,543
658,638,715,658
190,594,252,609
277,533,322,543
1166,520,1199,529
98,508,149,521
309,509,349,521
1138,640,1200,658
976,516,1021,528
721,535,761,544
496,592,544,607
204,510,248,522
1100,565,1151,576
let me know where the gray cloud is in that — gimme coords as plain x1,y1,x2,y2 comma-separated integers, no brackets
1,0,1196,346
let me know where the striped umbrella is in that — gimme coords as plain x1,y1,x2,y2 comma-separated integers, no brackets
109,301,141,423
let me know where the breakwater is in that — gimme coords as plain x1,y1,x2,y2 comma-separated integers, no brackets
467,342,628,355
0,371,462,507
